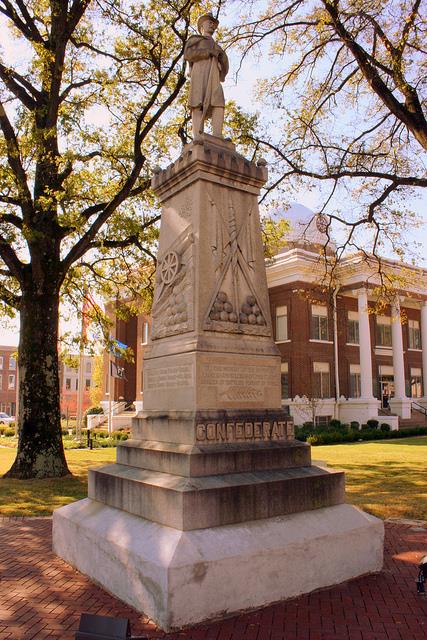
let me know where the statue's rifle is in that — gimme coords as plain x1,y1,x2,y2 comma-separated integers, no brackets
200,45,216,134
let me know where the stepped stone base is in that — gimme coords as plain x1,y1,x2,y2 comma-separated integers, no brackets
116,438,310,476
89,462,344,530
53,500,384,631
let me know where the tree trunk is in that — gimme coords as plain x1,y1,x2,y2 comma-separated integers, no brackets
5,288,70,479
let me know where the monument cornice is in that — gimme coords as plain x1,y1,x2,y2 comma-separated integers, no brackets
152,137,268,201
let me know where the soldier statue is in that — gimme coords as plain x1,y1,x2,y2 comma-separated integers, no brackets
184,13,229,138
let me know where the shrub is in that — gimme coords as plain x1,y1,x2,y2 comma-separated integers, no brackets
299,424,427,446
86,406,104,415
92,428,108,438
114,432,129,441
350,421,360,431
4,427,15,437
380,423,391,432
328,419,341,429
367,419,379,430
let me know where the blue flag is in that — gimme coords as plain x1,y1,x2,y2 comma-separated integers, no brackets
109,336,128,357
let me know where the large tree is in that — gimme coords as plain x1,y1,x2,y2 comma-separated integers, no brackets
0,0,210,479
231,0,427,262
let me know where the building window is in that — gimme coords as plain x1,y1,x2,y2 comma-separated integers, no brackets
408,319,421,349
75,379,79,391
85,361,92,373
313,362,330,398
311,305,329,341
65,378,71,390
8,374,15,390
0,375,2,390
347,311,359,345
410,368,422,398
349,364,361,398
9,356,16,370
0,356,3,369
315,415,332,426
280,362,289,400
85,379,91,390
274,306,288,341
376,315,392,347
142,321,150,345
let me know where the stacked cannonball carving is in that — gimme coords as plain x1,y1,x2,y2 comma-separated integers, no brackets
164,280,189,327
209,291,238,323
239,294,265,325
209,292,265,326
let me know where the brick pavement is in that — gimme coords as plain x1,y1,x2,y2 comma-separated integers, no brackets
0,517,426,640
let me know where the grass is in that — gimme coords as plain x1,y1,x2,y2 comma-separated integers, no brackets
317,436,427,521
0,447,115,516
0,436,426,520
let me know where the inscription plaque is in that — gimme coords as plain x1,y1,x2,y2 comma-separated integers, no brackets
199,359,278,406
145,363,193,390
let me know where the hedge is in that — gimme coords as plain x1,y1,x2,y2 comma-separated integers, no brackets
295,425,427,446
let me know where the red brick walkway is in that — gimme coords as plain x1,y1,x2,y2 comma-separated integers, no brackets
0,518,426,640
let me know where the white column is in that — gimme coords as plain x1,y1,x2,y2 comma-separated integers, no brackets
357,288,374,398
391,297,406,399
421,301,427,398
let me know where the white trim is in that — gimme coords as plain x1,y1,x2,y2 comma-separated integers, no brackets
346,342,359,347
275,339,291,344
312,304,328,316
309,339,333,344
408,348,422,352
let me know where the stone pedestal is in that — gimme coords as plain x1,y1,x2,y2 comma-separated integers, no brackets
389,397,412,419
338,397,381,425
53,135,383,630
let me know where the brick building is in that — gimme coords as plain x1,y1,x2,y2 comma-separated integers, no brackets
60,355,95,417
0,347,95,418
101,207,427,427
101,310,150,414
0,346,17,417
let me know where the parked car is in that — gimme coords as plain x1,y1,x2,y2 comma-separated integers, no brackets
0,413,14,424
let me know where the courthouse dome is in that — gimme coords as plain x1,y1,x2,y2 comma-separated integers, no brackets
277,203,336,249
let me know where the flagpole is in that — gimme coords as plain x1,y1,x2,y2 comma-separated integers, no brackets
76,349,84,440
108,357,112,435
76,299,86,440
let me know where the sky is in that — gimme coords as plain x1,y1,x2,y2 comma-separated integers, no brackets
0,3,426,347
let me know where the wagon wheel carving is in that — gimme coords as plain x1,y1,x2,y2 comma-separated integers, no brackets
160,250,180,285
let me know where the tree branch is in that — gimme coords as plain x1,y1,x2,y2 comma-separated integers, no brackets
0,280,21,309
0,63,41,110
0,234,24,282
323,0,427,150
0,100,34,219
0,0,45,44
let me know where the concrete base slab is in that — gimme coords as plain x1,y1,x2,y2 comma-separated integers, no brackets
53,499,384,631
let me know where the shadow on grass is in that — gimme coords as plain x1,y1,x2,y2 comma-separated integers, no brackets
0,447,116,516
337,461,426,520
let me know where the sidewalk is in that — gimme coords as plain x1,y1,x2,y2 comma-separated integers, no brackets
0,517,426,640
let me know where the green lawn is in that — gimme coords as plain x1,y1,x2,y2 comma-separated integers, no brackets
0,447,116,516
316,436,427,521
0,436,426,520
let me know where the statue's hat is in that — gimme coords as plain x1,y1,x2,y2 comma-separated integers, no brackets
197,12,219,33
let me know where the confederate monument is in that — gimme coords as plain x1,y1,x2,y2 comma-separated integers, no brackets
53,14,383,631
